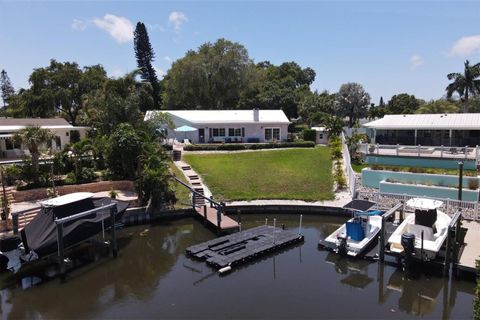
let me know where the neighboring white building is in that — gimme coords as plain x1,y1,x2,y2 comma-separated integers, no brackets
0,118,89,159
311,127,329,144
145,109,291,144
363,113,480,146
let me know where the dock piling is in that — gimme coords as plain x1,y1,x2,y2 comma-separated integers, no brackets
56,223,66,281
298,214,303,235
109,205,118,258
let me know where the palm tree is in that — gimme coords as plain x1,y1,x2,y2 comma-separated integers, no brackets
13,126,54,184
446,60,480,106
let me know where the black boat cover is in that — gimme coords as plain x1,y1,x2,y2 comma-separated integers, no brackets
343,199,376,212
21,197,128,258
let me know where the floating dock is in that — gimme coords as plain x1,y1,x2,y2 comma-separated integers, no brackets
186,225,304,269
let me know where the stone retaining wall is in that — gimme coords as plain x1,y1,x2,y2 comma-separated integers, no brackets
13,180,135,202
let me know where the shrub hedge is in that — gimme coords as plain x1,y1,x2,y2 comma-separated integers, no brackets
183,141,315,151
303,129,317,142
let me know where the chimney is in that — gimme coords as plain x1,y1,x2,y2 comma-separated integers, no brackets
253,108,259,122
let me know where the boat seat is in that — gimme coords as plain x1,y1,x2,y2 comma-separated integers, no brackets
407,223,434,241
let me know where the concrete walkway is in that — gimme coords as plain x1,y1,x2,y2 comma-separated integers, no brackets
227,190,351,208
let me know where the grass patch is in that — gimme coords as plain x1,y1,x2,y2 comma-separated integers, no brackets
184,147,334,202
168,161,191,209
352,163,368,173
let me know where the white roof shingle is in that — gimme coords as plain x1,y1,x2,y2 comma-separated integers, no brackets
363,113,480,130
145,110,290,124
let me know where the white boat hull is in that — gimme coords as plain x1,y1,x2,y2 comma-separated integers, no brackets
388,210,451,261
321,215,382,257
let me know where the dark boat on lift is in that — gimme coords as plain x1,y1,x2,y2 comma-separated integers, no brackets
0,192,128,273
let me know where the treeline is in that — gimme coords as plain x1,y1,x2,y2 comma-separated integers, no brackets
1,29,479,130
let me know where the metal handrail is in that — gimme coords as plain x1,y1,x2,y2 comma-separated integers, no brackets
55,202,116,224
171,175,222,208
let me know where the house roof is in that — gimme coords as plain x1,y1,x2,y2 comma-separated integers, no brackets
144,110,290,125
0,118,71,127
363,113,480,130
0,118,88,133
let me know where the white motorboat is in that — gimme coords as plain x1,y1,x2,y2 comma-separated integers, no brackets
388,198,451,261
320,210,383,257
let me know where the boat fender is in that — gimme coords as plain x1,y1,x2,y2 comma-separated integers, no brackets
219,265,232,274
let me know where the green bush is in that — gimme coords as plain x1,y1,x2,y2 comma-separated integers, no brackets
468,179,479,190
3,165,22,186
183,142,315,151
303,129,317,142
76,167,96,184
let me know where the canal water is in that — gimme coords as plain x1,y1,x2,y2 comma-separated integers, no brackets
0,214,475,319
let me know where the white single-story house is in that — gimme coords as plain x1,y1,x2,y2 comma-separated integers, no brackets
363,113,480,147
0,118,89,159
311,127,330,144
145,109,291,144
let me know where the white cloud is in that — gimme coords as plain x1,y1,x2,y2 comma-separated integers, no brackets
169,11,188,31
72,18,88,31
154,66,166,78
110,67,125,79
449,35,480,56
164,56,172,63
410,55,424,69
93,14,134,43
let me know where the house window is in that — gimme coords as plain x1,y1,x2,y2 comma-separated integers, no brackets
264,128,281,141
55,136,61,150
319,133,324,140
5,139,20,150
228,128,242,137
212,128,226,137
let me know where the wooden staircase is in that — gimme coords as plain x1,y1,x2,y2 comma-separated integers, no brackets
193,188,205,206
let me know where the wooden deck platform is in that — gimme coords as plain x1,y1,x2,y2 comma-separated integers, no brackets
186,225,304,269
457,220,480,273
195,205,239,231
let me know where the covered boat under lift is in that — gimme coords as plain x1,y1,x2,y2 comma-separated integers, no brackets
0,192,128,277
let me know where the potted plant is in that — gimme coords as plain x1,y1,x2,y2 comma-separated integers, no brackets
109,189,118,199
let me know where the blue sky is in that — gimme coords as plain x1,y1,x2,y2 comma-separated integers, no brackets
0,0,479,104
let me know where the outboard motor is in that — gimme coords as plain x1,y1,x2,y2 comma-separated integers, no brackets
401,233,415,273
337,234,348,255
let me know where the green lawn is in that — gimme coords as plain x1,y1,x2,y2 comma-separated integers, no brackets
169,161,192,209
184,147,334,202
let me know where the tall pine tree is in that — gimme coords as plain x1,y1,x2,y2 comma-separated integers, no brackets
0,70,15,107
134,22,160,109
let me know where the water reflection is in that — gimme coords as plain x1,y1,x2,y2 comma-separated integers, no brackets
324,252,474,318
0,215,474,320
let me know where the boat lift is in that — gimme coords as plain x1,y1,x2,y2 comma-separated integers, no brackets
54,203,118,280
374,201,464,277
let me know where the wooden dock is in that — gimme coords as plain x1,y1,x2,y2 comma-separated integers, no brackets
195,205,239,231
457,220,480,273
186,225,304,269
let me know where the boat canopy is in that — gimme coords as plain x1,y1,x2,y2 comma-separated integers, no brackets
39,192,94,207
406,198,443,210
